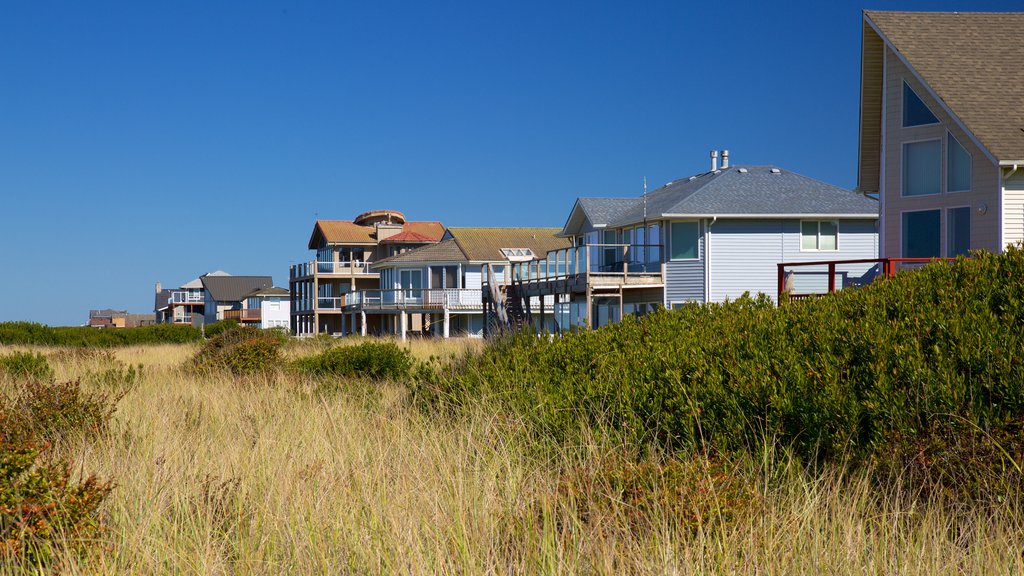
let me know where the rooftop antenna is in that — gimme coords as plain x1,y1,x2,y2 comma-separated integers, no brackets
642,176,648,225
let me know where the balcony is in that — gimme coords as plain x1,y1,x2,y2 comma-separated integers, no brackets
170,291,204,304
290,260,376,279
223,309,262,322
508,244,664,296
345,289,482,311
172,313,194,324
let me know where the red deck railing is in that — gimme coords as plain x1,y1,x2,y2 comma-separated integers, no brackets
777,257,958,302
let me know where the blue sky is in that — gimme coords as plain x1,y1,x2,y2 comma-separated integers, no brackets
1,0,1019,325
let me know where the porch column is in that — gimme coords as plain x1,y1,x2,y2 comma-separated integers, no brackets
400,311,408,341
360,310,367,336
443,309,450,339
539,294,545,332
341,313,346,336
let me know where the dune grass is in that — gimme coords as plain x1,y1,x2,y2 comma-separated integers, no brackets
2,341,1021,574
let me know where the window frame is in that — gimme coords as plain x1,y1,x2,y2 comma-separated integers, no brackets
946,131,972,194
799,220,840,252
945,205,971,258
900,209,942,259
902,81,941,128
669,221,701,261
901,137,943,198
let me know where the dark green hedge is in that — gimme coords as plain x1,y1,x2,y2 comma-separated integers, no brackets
0,322,202,347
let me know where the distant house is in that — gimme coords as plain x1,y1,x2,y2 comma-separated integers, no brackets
504,153,879,329
234,286,291,330
199,275,273,325
290,209,446,336
88,309,155,328
154,271,230,325
341,227,570,338
858,11,1024,258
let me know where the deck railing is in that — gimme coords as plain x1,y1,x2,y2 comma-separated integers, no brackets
777,257,959,302
511,244,664,283
291,260,375,278
345,288,482,310
170,291,204,304
223,309,262,322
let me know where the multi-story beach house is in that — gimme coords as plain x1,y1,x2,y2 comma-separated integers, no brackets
199,274,274,325
154,271,230,325
289,209,445,336
339,227,570,338
223,286,291,330
500,153,879,330
857,11,1024,258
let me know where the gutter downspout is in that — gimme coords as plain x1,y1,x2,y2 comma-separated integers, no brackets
705,217,717,303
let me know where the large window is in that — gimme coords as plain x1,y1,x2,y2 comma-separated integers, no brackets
902,210,941,258
947,133,971,192
903,140,941,196
903,82,939,127
947,207,971,257
800,221,838,251
670,222,699,260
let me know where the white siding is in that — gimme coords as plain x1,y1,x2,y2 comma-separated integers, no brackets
464,265,482,290
664,221,705,304
1003,174,1024,248
709,219,879,303
260,297,291,330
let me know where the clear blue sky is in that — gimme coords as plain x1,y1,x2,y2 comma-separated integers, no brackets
1,0,1018,325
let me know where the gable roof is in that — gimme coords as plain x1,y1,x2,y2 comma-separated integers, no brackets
373,228,571,267
560,166,877,235
448,227,570,261
373,239,468,266
865,10,1024,162
244,286,290,298
308,219,445,248
154,289,173,312
201,275,273,303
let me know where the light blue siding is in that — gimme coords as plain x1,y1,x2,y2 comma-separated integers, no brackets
665,221,705,304
464,265,482,290
709,219,879,302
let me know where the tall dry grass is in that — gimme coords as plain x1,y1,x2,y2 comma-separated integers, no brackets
3,342,1022,574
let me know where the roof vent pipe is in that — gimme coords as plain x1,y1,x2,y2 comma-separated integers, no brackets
710,150,718,172
721,149,729,169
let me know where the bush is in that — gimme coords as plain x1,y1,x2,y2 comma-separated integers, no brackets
293,341,413,381
0,352,54,381
415,247,1024,500
203,319,239,339
192,326,286,375
0,322,202,347
1,379,119,445
0,435,112,565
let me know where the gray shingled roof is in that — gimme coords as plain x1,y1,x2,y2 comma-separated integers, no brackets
201,276,273,303
605,166,877,227
576,198,638,227
154,289,173,312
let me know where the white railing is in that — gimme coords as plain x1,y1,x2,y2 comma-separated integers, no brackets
291,260,376,277
170,291,203,304
316,297,344,310
510,244,664,282
345,289,482,310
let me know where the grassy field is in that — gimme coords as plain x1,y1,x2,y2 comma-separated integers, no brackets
2,339,1023,574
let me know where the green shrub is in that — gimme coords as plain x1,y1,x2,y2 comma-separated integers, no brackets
1,379,119,445
203,319,239,339
415,247,1024,500
0,352,54,381
192,326,286,375
0,322,202,347
0,435,112,565
293,341,413,381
